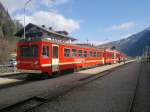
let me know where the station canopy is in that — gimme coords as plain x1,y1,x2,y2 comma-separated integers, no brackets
15,23,77,42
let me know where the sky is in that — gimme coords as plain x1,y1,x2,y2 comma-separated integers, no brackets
1,0,150,44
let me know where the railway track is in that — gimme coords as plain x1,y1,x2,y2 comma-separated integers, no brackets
0,71,113,112
127,61,142,112
128,61,150,112
0,63,131,112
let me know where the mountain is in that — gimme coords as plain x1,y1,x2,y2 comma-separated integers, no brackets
0,2,7,13
0,2,12,37
98,28,150,57
0,2,22,38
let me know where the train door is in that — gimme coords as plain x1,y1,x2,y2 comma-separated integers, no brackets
52,44,59,72
114,52,117,63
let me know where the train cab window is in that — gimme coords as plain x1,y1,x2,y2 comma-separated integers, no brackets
84,51,87,57
20,45,38,58
72,49,77,57
90,51,93,57
64,48,71,57
94,51,97,57
78,50,83,57
42,45,49,58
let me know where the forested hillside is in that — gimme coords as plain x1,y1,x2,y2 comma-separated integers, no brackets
0,2,22,64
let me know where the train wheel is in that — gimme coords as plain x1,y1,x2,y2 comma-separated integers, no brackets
74,67,80,72
26,73,35,80
40,73,50,80
51,71,61,78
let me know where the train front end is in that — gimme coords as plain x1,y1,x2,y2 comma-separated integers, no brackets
16,41,43,74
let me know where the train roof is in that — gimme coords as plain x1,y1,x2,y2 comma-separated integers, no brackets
15,23,77,42
18,37,105,51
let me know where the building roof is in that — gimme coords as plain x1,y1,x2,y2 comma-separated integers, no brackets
15,23,77,41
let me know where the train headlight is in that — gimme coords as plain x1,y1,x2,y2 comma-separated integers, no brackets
34,61,38,64
17,61,21,64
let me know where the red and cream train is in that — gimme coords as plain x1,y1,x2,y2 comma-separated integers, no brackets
16,23,127,77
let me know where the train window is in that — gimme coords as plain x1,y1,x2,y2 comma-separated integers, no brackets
64,48,70,57
97,52,102,57
111,54,114,58
86,51,89,57
84,51,87,57
72,49,77,57
90,51,93,57
78,50,83,57
94,51,96,57
108,53,114,58
97,52,99,57
42,45,49,58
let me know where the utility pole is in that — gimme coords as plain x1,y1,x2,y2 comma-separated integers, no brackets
146,46,149,62
24,0,32,40
142,47,146,62
147,46,149,62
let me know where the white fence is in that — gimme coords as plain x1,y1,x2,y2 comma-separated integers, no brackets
0,65,16,73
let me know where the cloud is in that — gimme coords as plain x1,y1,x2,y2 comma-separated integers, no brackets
89,40,110,45
42,0,68,5
104,22,136,31
1,0,27,13
1,0,80,32
1,0,68,13
15,11,80,32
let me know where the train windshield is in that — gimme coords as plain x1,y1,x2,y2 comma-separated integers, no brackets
20,45,38,58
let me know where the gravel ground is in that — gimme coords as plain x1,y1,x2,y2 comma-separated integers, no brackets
132,62,150,112
28,62,140,112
